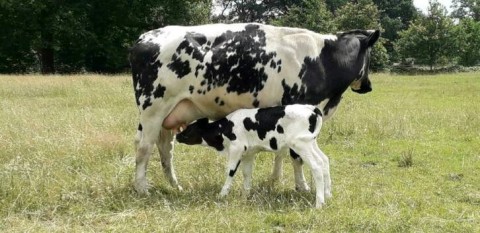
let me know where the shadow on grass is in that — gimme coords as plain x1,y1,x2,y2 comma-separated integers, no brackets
106,181,317,211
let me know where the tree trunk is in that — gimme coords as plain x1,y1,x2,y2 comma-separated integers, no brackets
39,48,54,74
37,6,56,74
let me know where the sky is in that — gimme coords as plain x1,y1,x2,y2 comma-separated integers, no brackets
413,0,453,13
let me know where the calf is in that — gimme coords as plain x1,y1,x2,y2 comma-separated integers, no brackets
176,104,331,208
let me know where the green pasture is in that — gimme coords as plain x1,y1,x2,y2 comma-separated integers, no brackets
1,73,479,232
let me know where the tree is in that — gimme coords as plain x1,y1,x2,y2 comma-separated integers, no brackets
213,0,303,23
452,0,480,21
372,0,418,59
396,1,456,70
0,0,212,74
272,0,337,33
334,0,389,71
325,0,349,14
453,18,480,66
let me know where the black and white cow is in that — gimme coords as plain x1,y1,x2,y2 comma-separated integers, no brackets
176,104,331,208
129,23,379,194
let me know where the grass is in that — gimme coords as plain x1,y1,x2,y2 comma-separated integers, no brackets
1,73,479,232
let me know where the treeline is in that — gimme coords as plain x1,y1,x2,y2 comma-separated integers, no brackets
1,0,479,74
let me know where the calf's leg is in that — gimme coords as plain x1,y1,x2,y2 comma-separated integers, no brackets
290,144,325,208
270,152,283,183
313,145,331,198
289,149,310,192
220,149,243,197
241,153,255,195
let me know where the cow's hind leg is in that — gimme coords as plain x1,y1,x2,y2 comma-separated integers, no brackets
157,129,182,190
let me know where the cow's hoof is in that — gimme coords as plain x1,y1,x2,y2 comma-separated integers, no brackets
134,180,150,196
295,184,311,192
176,185,184,192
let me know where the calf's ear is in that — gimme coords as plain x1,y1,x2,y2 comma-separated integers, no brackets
366,30,380,47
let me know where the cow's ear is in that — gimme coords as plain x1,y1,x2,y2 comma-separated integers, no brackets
366,30,380,47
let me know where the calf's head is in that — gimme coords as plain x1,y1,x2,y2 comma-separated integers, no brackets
176,118,210,145
176,118,236,151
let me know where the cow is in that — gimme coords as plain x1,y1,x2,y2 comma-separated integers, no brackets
176,104,331,208
129,23,379,194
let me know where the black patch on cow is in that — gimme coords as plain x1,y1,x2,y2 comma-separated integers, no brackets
323,95,342,116
200,24,278,96
189,85,194,94
218,119,237,141
252,99,260,108
229,160,242,177
195,64,204,77
243,106,286,140
281,80,306,105
137,124,143,131
215,97,220,103
308,112,318,133
167,54,191,78
269,137,278,150
276,125,284,134
185,118,236,151
244,146,247,151
289,149,303,163
153,83,166,98
219,100,224,106
129,42,162,109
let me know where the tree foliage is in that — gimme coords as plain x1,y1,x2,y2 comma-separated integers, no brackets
372,0,418,58
271,0,336,33
453,18,480,66
334,0,389,70
0,0,211,74
1,0,480,74
452,0,480,21
397,1,456,70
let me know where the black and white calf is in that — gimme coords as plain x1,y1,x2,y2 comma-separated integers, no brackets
176,104,331,208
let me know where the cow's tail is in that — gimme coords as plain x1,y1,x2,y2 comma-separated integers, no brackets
129,40,162,107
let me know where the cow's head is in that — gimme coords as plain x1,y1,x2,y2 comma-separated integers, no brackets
337,30,380,94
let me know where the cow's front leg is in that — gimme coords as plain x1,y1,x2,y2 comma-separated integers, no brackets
135,120,162,194
157,129,182,191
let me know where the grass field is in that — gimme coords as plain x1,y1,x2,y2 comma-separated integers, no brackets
1,73,479,232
